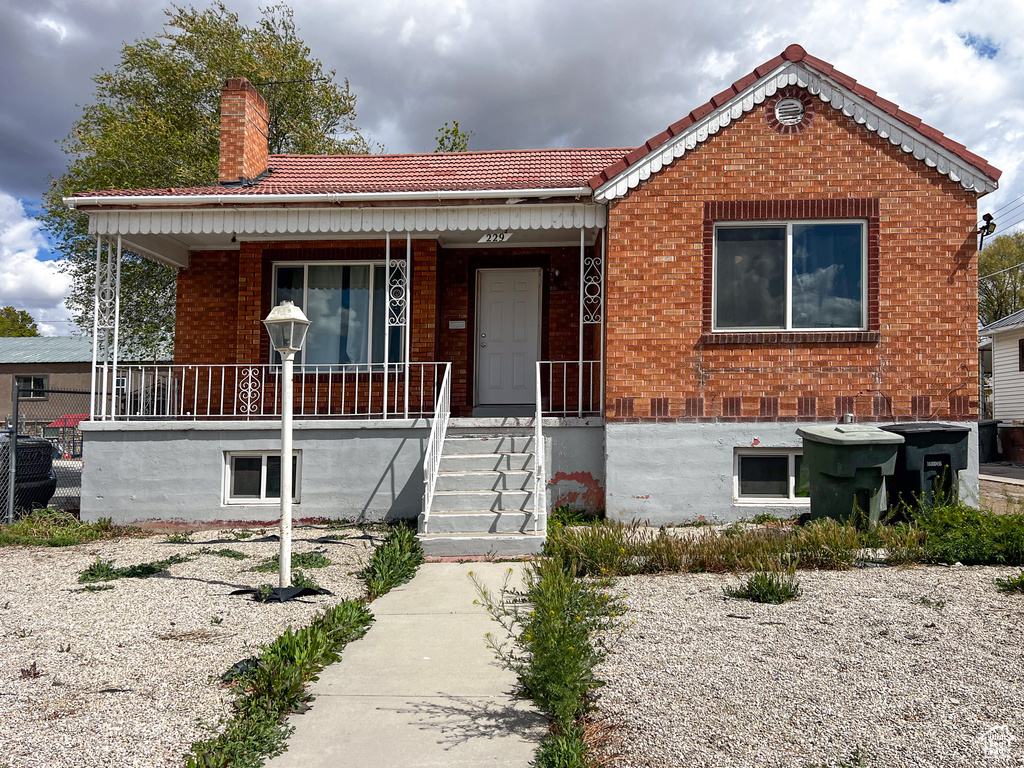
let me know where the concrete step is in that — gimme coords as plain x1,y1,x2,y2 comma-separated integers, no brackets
426,509,543,534
417,532,546,557
431,489,532,512
439,453,534,472
442,436,535,455
435,470,533,492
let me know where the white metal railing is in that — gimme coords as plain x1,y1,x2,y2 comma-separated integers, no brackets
537,360,602,417
91,362,449,421
533,363,546,535
420,363,452,535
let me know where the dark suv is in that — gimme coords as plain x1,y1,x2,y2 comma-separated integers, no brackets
0,434,58,514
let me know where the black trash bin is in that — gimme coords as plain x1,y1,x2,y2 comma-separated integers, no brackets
978,419,1000,464
880,423,971,511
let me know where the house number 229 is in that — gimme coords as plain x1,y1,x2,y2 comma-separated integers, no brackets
478,231,513,243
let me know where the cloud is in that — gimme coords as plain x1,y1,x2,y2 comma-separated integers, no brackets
0,193,73,335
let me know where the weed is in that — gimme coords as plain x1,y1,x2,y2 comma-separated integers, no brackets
75,584,114,593
78,553,194,583
58,644,71,653
806,747,870,768
12,628,33,638
724,561,802,604
534,722,589,768
184,600,373,767
549,506,606,527
995,570,1024,594
166,530,194,543
197,547,248,560
750,512,785,524
0,509,139,547
211,616,224,626
1,601,9,609
790,519,860,570
475,559,622,732
249,551,331,573
877,523,927,566
360,524,423,599
230,530,254,540
290,570,320,591
916,596,946,610
256,584,274,603
912,499,1024,566
20,661,41,678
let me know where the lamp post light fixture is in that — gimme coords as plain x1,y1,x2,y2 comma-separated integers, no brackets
262,300,310,589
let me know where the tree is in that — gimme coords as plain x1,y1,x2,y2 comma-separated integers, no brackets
40,2,370,358
979,232,1024,326
434,121,474,153
0,307,40,337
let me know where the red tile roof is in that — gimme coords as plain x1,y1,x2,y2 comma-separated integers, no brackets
587,44,1002,191
73,148,630,198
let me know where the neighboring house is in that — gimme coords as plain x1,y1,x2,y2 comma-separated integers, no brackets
65,45,998,554
0,337,94,434
980,309,1024,421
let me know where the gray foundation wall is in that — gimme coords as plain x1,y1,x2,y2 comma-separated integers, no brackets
80,419,606,525
605,421,979,526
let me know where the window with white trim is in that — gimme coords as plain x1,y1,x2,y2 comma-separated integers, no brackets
273,262,403,367
734,449,809,503
224,451,301,504
15,375,47,400
713,221,866,331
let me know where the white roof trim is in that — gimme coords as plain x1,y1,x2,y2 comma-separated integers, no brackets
87,203,607,238
593,62,998,202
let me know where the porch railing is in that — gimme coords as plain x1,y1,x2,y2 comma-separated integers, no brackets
93,362,449,421
420,363,452,535
537,360,602,417
533,362,546,535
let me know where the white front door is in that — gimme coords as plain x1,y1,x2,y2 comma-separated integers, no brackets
476,268,541,405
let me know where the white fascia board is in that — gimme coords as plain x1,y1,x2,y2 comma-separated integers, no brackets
64,186,592,209
593,62,999,202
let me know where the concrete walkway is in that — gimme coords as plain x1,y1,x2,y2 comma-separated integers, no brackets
267,563,546,768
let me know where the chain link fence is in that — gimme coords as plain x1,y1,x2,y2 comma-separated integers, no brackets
4,386,90,522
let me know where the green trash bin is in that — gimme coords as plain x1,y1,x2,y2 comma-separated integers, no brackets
880,422,971,510
797,424,905,527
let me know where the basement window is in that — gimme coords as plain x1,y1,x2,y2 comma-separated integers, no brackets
224,451,300,504
734,449,809,504
713,221,866,331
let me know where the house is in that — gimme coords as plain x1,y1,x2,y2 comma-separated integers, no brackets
1,337,94,435
979,309,1024,459
65,45,998,554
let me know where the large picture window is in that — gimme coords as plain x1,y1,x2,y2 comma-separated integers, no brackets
273,263,403,367
714,221,866,331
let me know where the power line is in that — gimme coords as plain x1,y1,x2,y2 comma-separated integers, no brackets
989,193,1024,218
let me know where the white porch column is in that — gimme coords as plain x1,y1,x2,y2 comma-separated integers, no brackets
384,232,411,419
91,235,122,421
580,227,604,416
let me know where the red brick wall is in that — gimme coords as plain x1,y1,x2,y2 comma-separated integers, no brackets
604,100,980,423
174,250,239,365
437,246,596,416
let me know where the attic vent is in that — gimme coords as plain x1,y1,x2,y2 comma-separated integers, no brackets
775,98,805,126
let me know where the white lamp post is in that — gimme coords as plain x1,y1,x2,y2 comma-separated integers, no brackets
262,300,310,589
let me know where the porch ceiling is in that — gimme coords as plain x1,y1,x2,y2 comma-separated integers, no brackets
92,203,606,266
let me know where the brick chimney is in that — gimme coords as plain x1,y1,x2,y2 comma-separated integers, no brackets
219,77,269,185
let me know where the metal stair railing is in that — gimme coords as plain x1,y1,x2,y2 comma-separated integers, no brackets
420,362,452,535
533,363,546,535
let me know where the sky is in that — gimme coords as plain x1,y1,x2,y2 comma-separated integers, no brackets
0,0,1022,335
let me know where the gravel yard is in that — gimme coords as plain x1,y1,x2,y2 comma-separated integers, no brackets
597,566,1024,768
0,526,376,768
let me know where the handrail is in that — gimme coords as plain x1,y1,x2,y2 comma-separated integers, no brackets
89,362,448,421
420,362,452,535
533,363,545,535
